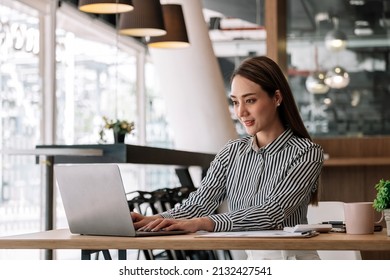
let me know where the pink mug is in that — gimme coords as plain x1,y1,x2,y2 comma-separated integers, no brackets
344,202,383,234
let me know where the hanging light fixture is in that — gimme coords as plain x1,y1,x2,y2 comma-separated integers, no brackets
78,0,134,14
325,29,347,51
306,71,330,94
148,4,190,49
324,66,350,89
306,46,330,94
118,0,166,37
325,17,347,51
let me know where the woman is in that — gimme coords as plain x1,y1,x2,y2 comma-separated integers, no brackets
132,56,324,260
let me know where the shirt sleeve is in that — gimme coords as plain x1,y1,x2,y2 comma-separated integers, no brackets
208,144,324,232
160,144,230,220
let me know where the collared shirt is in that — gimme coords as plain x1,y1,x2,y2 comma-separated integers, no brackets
161,129,324,232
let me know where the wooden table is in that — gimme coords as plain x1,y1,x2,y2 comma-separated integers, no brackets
1,229,389,252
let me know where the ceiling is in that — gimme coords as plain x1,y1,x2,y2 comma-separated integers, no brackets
60,0,390,53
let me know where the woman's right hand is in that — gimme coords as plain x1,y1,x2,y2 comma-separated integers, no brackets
130,212,161,230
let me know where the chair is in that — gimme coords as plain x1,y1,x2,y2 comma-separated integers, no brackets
307,201,362,260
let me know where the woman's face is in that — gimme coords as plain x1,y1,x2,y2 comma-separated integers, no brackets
230,75,281,136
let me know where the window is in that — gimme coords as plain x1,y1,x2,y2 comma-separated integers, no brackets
0,0,177,260
0,0,41,260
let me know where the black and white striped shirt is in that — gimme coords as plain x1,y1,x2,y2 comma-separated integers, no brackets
161,129,324,232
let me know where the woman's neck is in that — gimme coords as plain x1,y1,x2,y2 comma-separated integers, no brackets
255,125,286,148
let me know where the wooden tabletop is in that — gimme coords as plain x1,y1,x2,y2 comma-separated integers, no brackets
1,229,389,251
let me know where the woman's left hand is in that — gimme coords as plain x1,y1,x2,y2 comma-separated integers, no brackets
139,217,215,233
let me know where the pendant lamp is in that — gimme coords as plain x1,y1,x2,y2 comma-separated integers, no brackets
119,0,166,37
148,4,190,49
325,17,347,52
325,29,347,51
305,46,329,94
324,66,350,89
79,0,134,14
306,71,330,94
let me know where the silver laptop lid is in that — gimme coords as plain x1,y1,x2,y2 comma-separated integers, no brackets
55,164,136,237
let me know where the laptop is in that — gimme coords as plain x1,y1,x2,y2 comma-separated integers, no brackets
54,163,188,237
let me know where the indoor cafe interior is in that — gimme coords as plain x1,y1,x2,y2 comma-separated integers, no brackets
0,0,390,260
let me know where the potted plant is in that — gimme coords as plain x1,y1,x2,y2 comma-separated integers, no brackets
99,116,135,143
373,179,390,236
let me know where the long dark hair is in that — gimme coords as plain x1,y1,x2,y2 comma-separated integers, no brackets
231,56,311,141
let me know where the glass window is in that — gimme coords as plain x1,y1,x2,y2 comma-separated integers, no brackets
209,1,390,138
145,61,175,148
55,6,178,192
287,41,390,137
55,30,138,145
286,1,390,137
0,0,41,260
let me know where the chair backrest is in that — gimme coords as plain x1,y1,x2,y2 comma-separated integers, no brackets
126,186,197,215
307,201,362,260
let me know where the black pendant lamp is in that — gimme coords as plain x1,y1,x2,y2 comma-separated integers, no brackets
119,0,166,37
78,0,134,14
148,4,190,49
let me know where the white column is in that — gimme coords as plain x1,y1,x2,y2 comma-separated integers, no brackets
41,0,57,144
150,0,238,154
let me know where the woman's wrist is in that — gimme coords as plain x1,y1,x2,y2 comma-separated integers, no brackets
196,217,215,231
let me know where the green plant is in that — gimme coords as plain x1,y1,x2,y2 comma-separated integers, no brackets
99,116,134,142
373,179,390,212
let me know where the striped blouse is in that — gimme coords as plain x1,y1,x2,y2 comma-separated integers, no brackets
161,129,324,232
